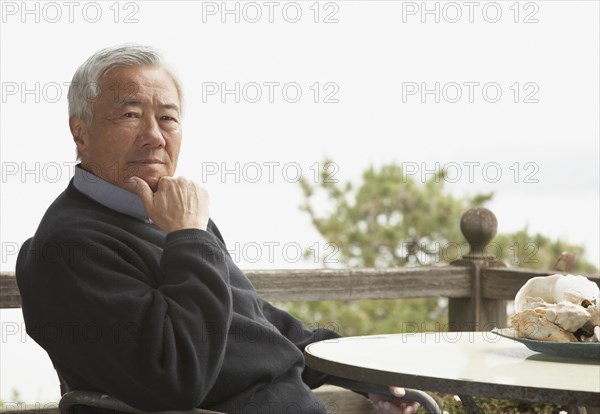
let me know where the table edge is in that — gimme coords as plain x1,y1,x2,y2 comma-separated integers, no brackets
305,341,600,406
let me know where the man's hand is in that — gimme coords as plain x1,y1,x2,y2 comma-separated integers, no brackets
369,387,419,414
128,176,210,233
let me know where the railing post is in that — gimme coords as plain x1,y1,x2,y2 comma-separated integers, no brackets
449,208,507,332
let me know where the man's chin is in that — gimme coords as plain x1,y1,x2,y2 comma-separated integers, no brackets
141,176,160,193
121,175,161,193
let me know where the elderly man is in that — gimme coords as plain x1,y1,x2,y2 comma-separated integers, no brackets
16,45,417,414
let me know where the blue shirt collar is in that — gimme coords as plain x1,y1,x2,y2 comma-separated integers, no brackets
73,164,151,223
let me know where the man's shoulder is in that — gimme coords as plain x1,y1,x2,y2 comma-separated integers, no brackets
42,181,131,229
21,184,101,253
28,182,140,253
16,181,152,279
43,181,95,222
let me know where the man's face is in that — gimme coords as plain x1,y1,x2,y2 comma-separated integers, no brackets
72,65,182,192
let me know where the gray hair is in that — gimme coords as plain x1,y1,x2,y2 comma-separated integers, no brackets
68,44,183,158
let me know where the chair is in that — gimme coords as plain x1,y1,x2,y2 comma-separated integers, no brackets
58,385,442,414
58,390,223,414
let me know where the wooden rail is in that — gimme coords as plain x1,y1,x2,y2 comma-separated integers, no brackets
3,266,597,309
482,267,562,299
1,266,474,309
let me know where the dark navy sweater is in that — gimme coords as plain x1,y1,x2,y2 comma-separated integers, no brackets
16,182,341,413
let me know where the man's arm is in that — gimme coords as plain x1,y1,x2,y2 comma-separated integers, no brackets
17,177,230,411
259,301,421,413
18,225,232,411
258,299,342,388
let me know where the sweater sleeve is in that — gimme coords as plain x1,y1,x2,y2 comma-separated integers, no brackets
258,299,342,389
258,300,372,400
17,227,232,411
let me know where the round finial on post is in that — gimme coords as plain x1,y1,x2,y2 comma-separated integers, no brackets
460,208,498,260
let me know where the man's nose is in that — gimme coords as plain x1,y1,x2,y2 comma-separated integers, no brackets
138,116,166,148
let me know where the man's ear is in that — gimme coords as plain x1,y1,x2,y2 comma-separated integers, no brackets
69,116,88,157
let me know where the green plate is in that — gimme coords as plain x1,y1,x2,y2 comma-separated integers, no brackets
492,328,600,361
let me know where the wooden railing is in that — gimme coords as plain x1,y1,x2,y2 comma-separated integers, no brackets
1,266,472,308
1,207,598,413
4,208,597,324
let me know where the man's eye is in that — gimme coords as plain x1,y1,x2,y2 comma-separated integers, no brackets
160,115,178,122
123,112,140,118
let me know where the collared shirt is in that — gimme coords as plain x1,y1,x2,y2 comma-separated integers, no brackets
73,164,152,223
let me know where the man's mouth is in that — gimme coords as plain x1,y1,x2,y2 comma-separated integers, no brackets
131,159,164,165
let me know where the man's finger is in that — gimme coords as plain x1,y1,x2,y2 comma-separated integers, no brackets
389,386,406,398
127,177,153,207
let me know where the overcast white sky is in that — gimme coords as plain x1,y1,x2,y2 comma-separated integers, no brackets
1,0,599,404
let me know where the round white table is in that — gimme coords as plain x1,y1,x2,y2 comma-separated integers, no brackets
305,332,600,406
